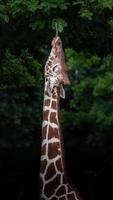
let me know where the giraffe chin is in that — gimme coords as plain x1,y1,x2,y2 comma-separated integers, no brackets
46,81,65,99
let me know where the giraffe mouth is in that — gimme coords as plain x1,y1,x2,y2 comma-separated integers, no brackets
62,78,70,85
51,36,62,48
59,73,71,86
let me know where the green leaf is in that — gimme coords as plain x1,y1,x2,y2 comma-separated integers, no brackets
73,0,84,6
52,18,68,33
0,4,5,12
98,0,113,10
0,14,9,23
3,14,9,23
79,8,93,20
108,17,113,29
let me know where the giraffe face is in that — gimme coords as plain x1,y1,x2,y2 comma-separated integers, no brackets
45,62,62,97
51,37,70,85
45,37,70,98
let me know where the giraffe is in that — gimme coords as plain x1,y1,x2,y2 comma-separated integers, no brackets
39,36,82,200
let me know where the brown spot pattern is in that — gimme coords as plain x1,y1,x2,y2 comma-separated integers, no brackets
48,61,52,66
52,91,57,99
55,158,63,172
44,99,50,107
40,159,47,174
67,193,75,199
56,186,66,196
45,163,56,180
41,144,46,156
51,101,57,109
39,177,43,192
50,112,57,124
48,142,60,159
42,125,47,139
46,66,49,71
43,110,49,121
48,126,59,139
44,174,61,197
67,185,73,193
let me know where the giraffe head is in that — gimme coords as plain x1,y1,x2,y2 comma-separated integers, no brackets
45,36,70,98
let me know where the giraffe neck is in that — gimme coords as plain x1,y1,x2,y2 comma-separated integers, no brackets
40,87,81,200
41,86,65,174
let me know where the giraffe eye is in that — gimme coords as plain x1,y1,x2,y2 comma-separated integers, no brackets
53,65,57,72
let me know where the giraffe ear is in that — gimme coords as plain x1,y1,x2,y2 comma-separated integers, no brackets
60,85,65,99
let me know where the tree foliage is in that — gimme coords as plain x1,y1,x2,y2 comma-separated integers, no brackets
61,49,113,147
0,49,43,147
0,0,113,149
